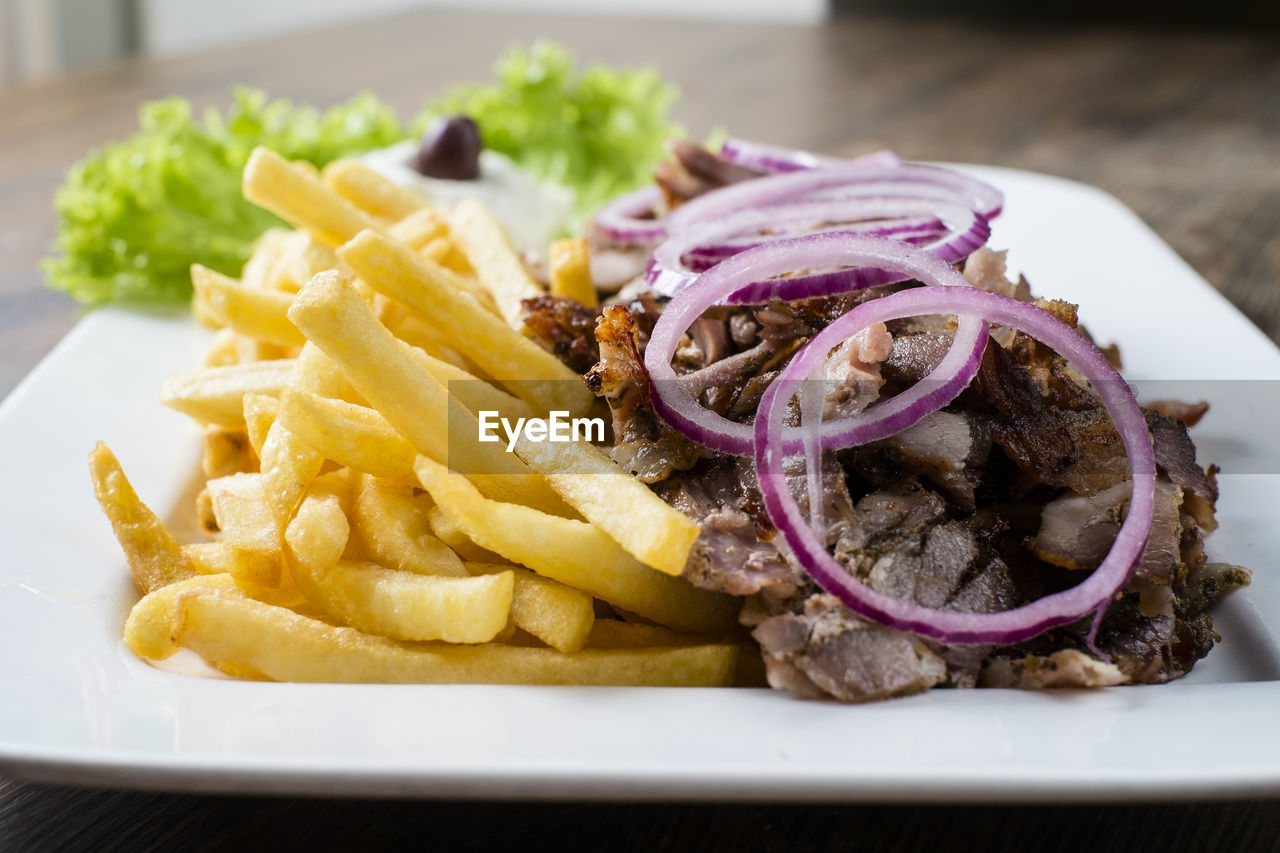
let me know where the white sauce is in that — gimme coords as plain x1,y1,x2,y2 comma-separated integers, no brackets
359,140,573,251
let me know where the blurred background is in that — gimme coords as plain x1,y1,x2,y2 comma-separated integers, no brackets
3,0,1276,83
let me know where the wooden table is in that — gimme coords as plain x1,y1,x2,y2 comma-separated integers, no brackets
1,9,1277,849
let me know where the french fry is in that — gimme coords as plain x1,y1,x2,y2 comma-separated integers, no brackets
202,328,242,367
242,147,379,247
415,456,738,634
196,488,218,535
160,359,295,428
322,158,426,221
427,506,509,564
255,345,347,530
303,561,513,643
206,472,281,555
244,228,337,294
277,388,418,483
387,206,447,249
240,228,295,290
183,541,282,589
351,475,466,577
389,313,490,376
190,264,303,347
418,235,453,265
280,234,338,293
336,230,593,416
88,442,197,594
241,393,278,459
171,589,739,686
513,437,699,577
467,562,594,653
548,236,597,308
202,426,255,479
447,198,544,329
125,574,239,660
286,270,572,514
586,619,713,649
411,355,698,577
284,477,508,643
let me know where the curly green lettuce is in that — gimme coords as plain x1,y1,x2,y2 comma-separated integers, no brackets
45,89,408,305
45,44,682,306
418,41,682,230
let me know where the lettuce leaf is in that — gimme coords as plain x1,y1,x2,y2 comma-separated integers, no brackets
417,41,681,230
45,89,407,305
45,44,682,306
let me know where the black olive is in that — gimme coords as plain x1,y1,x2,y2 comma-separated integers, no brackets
414,115,482,180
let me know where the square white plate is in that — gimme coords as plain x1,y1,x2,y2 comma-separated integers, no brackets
2,166,1279,802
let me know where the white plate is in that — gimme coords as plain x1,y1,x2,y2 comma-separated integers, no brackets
2,166,1279,802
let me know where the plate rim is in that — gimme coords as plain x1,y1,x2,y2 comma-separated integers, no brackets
4,164,1279,802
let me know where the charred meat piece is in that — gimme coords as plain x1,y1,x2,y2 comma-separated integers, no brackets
1145,399,1210,428
654,456,801,597
585,306,700,483
521,294,600,374
753,594,947,702
1030,480,1184,581
972,339,1129,495
655,140,764,208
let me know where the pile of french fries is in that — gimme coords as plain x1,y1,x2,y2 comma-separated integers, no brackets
90,148,746,686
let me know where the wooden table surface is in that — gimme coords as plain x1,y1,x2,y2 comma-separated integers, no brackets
1,9,1278,850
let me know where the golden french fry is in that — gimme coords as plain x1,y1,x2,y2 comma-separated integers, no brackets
586,619,714,649
388,206,447,249
277,387,418,483
206,472,282,555
427,506,508,564
414,456,737,634
171,589,739,686
125,574,239,660
415,357,697,577
406,348,519,418
183,541,282,588
303,560,513,643
283,475,351,577
322,158,426,221
202,328,242,367
336,230,593,416
257,344,350,530
389,314,485,375
242,147,379,247
240,228,295,290
447,198,543,329
351,475,466,576
514,437,699,578
286,270,571,514
280,233,338,293
241,392,279,459
202,426,255,479
285,478,508,643
548,236,597,308
196,488,218,534
160,359,294,428
191,264,303,347
418,235,453,265
467,562,594,653
88,442,197,594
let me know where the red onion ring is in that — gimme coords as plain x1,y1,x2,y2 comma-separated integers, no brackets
666,163,1003,236
752,244,1156,646
644,231,989,456
647,198,990,300
592,185,666,246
